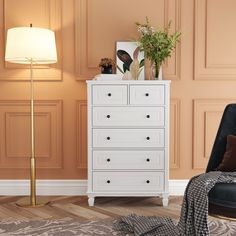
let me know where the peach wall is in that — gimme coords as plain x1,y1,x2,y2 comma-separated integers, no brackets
0,0,236,180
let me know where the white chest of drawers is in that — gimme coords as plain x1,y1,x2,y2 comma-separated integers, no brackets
86,79,171,206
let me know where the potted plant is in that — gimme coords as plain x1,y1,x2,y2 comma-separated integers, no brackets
136,17,181,79
99,58,115,74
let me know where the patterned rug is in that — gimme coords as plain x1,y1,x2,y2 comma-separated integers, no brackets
0,217,235,236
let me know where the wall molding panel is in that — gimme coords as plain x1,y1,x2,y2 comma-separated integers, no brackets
5,111,51,159
193,99,235,169
0,0,63,81
163,0,181,80
75,0,181,80
0,100,63,169
170,99,181,169
194,0,236,80
76,100,87,170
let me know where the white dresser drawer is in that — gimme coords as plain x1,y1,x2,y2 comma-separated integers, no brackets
130,85,165,105
93,85,128,105
93,107,164,127
93,172,164,192
93,150,164,170
93,129,164,148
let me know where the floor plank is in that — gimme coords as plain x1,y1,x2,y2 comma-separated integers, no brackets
0,196,183,220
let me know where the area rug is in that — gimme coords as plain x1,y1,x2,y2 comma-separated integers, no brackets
0,217,235,236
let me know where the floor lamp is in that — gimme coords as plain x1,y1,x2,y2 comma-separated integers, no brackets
5,26,57,207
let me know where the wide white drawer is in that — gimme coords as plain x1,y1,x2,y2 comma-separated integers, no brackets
93,129,164,148
93,150,164,170
93,85,128,105
93,107,164,127
93,172,164,192
130,85,165,105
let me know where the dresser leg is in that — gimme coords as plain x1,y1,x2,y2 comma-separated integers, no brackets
88,197,95,206
162,194,169,207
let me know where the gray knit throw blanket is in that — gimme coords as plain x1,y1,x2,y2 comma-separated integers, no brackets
114,171,236,236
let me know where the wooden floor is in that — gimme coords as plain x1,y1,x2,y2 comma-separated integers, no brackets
0,196,183,221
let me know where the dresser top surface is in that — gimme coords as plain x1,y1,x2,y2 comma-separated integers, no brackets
86,79,171,85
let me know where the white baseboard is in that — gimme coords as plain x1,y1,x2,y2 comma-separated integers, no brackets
0,179,188,196
0,180,87,196
169,179,188,196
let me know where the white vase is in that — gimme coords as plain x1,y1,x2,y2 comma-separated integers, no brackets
150,63,162,80
158,66,162,80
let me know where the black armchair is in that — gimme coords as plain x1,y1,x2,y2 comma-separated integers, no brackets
206,104,236,219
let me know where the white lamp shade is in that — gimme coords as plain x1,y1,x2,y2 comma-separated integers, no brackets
5,27,57,64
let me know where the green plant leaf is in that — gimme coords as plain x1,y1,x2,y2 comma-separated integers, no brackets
136,18,181,65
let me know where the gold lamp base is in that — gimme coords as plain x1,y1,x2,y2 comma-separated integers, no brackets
16,196,50,208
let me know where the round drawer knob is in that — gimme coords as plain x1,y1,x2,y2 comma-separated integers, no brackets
145,93,149,97
106,115,111,118
108,93,112,97
107,137,111,140
146,115,150,118
146,137,150,140
107,158,110,162
107,180,110,184
146,158,150,162
146,180,150,184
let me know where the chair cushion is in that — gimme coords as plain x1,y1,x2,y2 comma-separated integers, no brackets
208,183,236,208
217,135,236,171
206,104,236,172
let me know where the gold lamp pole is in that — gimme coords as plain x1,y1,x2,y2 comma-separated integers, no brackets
5,25,57,207
29,57,36,206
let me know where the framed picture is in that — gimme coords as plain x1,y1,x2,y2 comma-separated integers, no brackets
116,41,144,80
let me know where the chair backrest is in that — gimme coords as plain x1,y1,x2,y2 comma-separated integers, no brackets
206,104,236,172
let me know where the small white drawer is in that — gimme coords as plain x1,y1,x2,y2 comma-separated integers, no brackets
93,150,164,170
93,85,128,105
93,172,164,192
93,129,164,148
130,85,165,105
93,107,165,127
